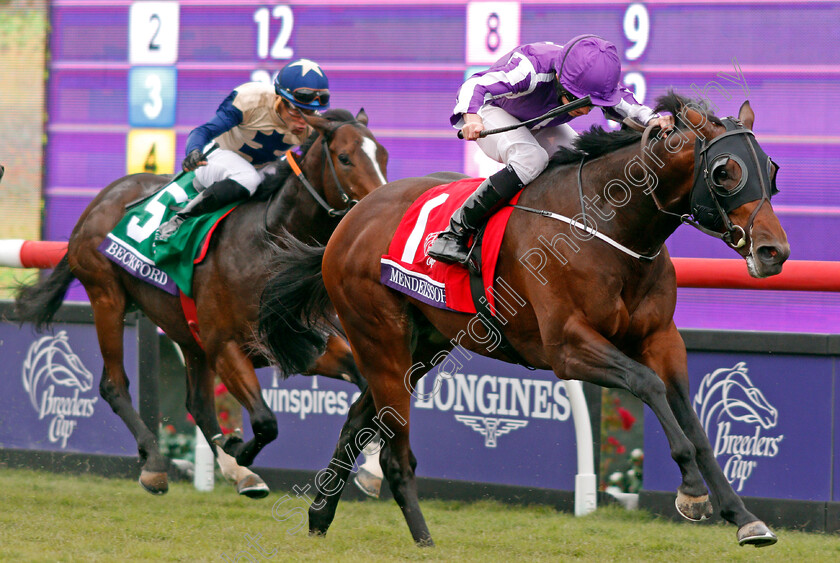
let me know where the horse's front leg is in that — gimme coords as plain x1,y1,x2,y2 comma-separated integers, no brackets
308,387,378,536
88,286,170,494
211,340,277,467
642,325,777,547
181,347,269,499
555,318,707,504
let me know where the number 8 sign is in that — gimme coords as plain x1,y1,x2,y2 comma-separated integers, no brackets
129,1,180,65
466,2,520,65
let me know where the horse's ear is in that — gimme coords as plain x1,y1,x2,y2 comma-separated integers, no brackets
355,108,369,126
738,100,755,130
305,114,332,137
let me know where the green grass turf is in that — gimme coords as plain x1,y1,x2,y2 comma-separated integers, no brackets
0,467,837,562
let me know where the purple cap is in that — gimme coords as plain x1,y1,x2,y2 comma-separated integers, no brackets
558,36,622,106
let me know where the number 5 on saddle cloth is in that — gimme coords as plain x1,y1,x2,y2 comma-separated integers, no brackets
98,171,238,298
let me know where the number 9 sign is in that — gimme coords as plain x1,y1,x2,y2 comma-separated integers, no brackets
129,1,180,65
466,2,520,65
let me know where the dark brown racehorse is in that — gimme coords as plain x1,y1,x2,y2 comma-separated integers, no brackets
15,108,388,497
259,94,788,547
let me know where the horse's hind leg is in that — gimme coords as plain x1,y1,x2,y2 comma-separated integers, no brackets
642,326,777,547
182,348,269,499
88,285,170,494
211,341,277,466
304,334,368,391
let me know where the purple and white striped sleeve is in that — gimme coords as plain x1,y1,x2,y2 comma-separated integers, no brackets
450,53,538,127
604,86,659,125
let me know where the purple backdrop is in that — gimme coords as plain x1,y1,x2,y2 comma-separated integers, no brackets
643,352,835,501
44,2,840,331
0,322,138,456
244,356,578,491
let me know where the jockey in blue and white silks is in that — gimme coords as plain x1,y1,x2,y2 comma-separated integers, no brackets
156,58,331,242
428,36,674,265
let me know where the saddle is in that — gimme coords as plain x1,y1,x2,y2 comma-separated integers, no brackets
380,177,531,367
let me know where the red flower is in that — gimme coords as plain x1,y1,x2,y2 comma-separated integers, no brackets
164,424,176,434
219,410,230,422
607,436,626,454
186,413,195,425
215,383,228,397
618,407,636,431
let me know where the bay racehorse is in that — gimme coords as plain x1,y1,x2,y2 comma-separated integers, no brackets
15,108,388,497
258,93,787,547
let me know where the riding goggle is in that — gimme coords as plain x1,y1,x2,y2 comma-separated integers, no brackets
286,87,330,106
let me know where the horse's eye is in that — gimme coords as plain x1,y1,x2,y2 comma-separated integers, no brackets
338,154,352,166
711,157,732,188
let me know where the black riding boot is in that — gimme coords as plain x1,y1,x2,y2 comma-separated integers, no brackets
156,178,250,242
427,165,525,264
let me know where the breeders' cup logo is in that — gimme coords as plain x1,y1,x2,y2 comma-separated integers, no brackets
414,371,571,448
692,362,783,492
22,332,98,448
423,232,440,266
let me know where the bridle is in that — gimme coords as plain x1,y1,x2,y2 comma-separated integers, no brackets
284,122,361,218
642,116,777,251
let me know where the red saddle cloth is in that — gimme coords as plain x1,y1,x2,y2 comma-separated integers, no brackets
380,178,521,314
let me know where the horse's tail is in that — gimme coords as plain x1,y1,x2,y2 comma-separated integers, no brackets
258,233,334,378
14,254,76,331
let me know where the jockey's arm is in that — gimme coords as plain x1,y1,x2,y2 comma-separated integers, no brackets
184,91,245,160
603,87,674,132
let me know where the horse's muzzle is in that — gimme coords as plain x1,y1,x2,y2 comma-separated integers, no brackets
750,242,790,278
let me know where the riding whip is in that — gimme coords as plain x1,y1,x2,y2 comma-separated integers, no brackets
457,95,592,139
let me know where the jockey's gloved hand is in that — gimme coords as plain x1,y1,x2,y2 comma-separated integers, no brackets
182,149,206,172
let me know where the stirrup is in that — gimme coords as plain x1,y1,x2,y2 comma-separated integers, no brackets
155,215,184,242
428,233,470,264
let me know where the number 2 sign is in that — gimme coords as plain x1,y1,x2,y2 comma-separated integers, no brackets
129,2,180,65
466,2,520,65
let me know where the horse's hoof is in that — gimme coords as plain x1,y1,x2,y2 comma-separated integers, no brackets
236,474,270,499
737,521,778,547
675,491,713,521
415,537,435,548
139,470,169,495
309,529,327,538
353,468,382,498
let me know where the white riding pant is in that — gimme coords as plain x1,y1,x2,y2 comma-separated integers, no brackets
475,104,578,184
193,144,271,196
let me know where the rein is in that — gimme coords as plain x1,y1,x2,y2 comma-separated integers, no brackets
283,129,358,218
511,148,662,262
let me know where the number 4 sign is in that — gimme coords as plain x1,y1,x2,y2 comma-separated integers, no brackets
129,2,180,65
466,2,520,65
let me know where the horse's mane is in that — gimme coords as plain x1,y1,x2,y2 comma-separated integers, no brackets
547,91,722,168
251,109,358,201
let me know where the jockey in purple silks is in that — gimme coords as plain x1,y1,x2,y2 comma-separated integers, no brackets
428,35,674,265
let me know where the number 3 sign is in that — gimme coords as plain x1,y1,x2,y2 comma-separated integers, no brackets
466,2,520,65
129,2,180,65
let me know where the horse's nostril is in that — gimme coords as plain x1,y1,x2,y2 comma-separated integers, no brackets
757,245,787,264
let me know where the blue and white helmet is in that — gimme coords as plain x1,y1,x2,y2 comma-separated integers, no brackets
274,59,330,111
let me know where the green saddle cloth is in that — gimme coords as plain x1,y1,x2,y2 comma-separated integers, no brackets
98,172,236,297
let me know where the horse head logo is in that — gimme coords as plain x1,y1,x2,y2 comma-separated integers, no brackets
22,331,94,411
693,361,777,434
